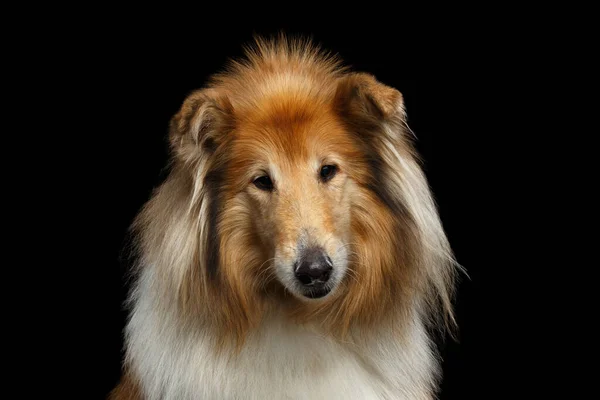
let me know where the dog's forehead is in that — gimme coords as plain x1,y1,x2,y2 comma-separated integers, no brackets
233,95,349,160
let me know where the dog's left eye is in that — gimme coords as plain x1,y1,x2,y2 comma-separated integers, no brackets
320,165,337,182
253,175,274,191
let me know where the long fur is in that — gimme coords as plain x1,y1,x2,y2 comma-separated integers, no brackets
110,36,460,400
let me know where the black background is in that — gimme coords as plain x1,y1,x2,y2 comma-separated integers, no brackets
69,16,526,400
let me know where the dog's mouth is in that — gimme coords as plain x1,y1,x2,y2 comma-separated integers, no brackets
275,275,338,301
302,286,332,299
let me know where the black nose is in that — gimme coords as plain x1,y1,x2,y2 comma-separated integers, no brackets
294,247,333,286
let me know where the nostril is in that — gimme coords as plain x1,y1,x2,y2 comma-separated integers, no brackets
296,274,312,285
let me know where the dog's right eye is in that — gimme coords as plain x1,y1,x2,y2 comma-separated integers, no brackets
253,176,274,191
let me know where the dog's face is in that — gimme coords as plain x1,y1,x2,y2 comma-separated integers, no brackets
226,103,365,300
139,41,456,345
169,71,409,309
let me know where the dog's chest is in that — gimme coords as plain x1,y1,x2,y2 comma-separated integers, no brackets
131,310,434,399
222,323,386,399
165,321,418,399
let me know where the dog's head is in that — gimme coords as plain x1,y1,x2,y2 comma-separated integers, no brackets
137,39,457,342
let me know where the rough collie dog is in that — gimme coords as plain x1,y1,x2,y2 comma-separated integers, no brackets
110,37,459,400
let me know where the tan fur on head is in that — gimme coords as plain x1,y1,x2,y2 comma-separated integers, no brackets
117,35,459,399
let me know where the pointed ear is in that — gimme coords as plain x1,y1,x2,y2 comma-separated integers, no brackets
169,88,233,160
334,73,405,122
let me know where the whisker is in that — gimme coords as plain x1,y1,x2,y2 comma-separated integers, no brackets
255,258,277,282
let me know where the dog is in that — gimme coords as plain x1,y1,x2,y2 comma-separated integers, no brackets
110,36,459,400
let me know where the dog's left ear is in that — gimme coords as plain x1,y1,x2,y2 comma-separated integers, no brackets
334,73,405,122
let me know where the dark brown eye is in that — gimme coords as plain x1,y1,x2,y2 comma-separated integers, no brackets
320,165,337,182
253,176,274,191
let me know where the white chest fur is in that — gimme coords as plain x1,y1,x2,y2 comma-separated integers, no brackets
127,295,438,400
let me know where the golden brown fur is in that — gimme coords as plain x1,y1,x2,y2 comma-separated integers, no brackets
112,36,458,399
109,372,141,400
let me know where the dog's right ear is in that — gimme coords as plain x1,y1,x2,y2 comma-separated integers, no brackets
169,89,234,161
333,73,405,124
